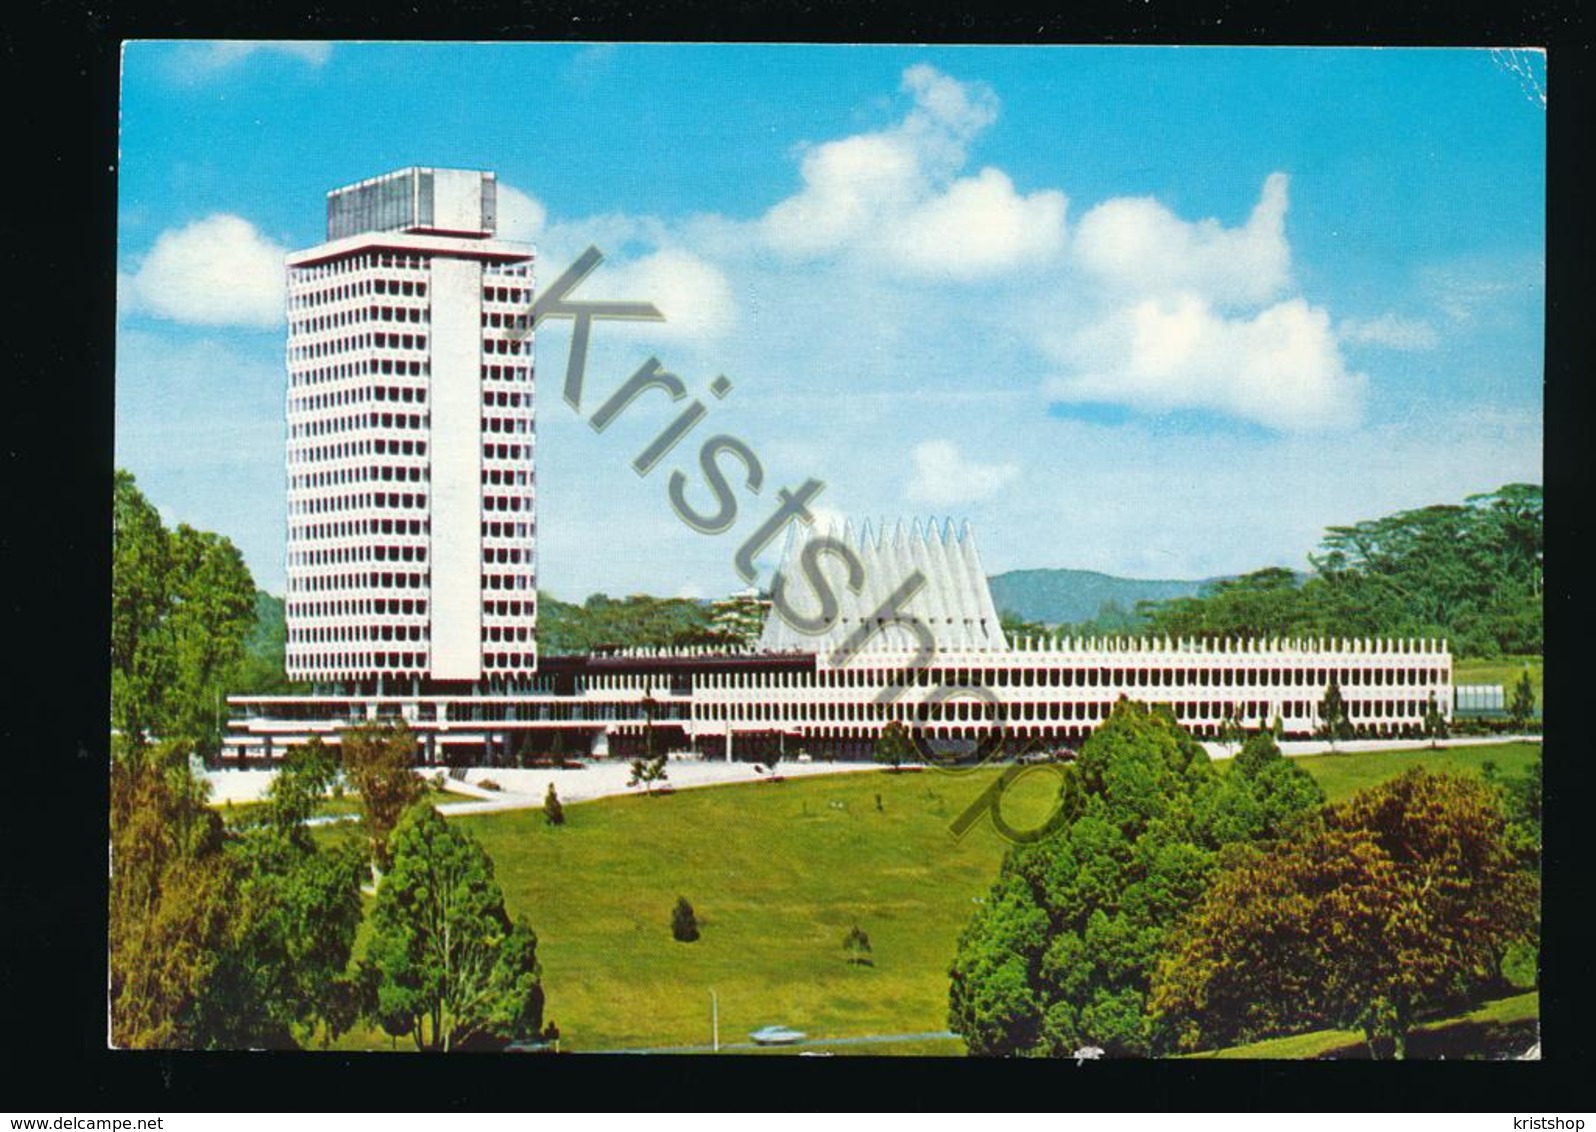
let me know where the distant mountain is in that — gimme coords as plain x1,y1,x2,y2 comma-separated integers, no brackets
987,569,1211,628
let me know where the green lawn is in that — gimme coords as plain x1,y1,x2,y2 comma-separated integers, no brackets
1289,740,1539,803
326,766,1059,1052
320,742,1539,1054
1454,655,1543,711
1183,992,1538,1060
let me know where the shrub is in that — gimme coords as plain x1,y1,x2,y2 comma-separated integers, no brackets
478,778,502,792
544,784,565,826
842,924,873,965
671,896,700,943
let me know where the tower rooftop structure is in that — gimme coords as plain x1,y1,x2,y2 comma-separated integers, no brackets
757,518,1009,654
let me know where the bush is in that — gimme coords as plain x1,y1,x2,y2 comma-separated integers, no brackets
478,779,502,792
544,784,564,827
671,896,700,943
842,924,873,965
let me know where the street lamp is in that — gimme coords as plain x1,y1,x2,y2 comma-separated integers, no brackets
710,988,719,1052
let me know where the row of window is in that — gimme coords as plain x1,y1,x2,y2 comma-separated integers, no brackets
482,522,532,538
486,626,533,642
484,443,530,460
774,664,1450,690
293,543,428,568
291,624,428,644
485,599,535,617
287,597,429,618
291,518,429,542
482,416,530,434
483,365,531,382
291,490,428,517
290,570,428,592
289,412,427,441
484,286,531,304
483,652,536,669
292,464,427,491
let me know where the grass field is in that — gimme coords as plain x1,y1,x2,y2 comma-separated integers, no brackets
1288,740,1539,803
1183,992,1538,1060
1454,655,1543,712
314,741,1536,1053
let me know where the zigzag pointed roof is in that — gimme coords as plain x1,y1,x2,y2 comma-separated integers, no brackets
758,518,1010,654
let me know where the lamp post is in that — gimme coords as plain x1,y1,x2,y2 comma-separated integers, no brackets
710,988,719,1052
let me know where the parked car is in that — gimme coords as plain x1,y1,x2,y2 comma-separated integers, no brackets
749,1025,807,1046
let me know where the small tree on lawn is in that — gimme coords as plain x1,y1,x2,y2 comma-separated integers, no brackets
875,720,913,771
628,754,669,795
842,924,873,966
671,896,700,943
1316,679,1352,751
1423,692,1449,749
544,783,564,827
1509,671,1536,730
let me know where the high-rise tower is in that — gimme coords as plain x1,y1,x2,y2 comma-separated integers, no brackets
283,168,536,693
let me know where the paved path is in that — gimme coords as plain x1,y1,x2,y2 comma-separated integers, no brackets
205,758,887,812
1203,734,1543,760
207,734,1544,809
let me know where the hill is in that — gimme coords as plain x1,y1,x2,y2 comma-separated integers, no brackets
987,568,1208,628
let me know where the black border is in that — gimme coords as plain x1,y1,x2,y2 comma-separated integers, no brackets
3,0,1591,1112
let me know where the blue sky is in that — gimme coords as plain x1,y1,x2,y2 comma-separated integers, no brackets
116,42,1545,601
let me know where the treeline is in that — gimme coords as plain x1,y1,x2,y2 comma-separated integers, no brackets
1135,484,1542,658
948,701,1541,1059
111,725,550,1050
537,590,763,654
113,471,259,753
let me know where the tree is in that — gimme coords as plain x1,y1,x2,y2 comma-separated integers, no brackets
109,740,235,1048
671,896,701,943
112,471,257,757
260,738,339,845
1509,670,1536,730
196,827,366,1048
842,924,873,966
1317,679,1353,749
544,783,565,827
342,720,425,872
1149,769,1539,1058
1422,692,1449,749
875,720,913,771
948,700,1324,1058
627,753,669,795
164,525,258,755
1217,710,1245,755
367,803,546,1051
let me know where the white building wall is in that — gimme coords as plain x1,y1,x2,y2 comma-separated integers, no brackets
427,256,485,681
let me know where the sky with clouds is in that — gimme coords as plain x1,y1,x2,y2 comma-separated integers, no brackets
116,42,1545,601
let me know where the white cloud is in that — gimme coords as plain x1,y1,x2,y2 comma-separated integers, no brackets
759,64,1066,279
591,247,735,342
121,214,286,328
1338,313,1439,351
907,439,1019,505
496,183,547,243
1073,173,1292,308
167,41,333,81
1050,294,1365,431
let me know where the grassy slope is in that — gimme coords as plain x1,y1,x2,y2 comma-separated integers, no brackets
1454,655,1544,711
1287,740,1539,803
322,741,1535,1053
1184,992,1538,1060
